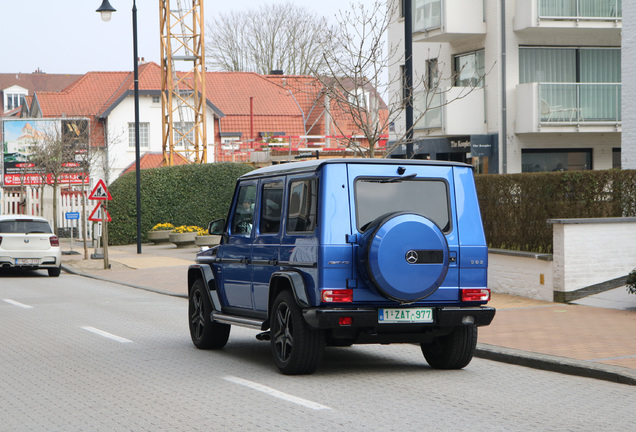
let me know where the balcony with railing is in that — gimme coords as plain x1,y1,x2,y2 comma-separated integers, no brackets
412,0,486,43
516,82,621,133
413,87,486,135
515,0,621,37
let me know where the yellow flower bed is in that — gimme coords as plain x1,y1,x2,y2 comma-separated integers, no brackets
171,225,203,234
151,223,174,231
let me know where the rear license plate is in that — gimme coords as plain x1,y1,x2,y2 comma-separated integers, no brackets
16,258,39,266
378,308,433,324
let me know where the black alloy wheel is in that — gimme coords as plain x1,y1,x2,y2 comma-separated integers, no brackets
189,279,230,349
270,290,324,375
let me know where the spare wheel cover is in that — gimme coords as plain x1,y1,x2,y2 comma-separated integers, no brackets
363,213,449,302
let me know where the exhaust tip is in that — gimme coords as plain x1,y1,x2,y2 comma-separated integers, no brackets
256,331,271,341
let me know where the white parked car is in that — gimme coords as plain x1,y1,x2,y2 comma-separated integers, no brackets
0,215,62,277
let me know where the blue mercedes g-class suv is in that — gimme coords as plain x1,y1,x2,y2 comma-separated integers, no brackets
188,159,495,374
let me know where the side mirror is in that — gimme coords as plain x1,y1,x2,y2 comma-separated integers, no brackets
208,219,225,235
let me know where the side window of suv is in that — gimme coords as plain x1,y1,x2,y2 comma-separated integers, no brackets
230,184,257,235
287,179,317,233
260,181,284,234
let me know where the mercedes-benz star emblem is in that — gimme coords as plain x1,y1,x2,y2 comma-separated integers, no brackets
405,250,418,264
24,239,30,244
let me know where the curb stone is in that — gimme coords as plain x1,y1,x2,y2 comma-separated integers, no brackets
476,343,636,386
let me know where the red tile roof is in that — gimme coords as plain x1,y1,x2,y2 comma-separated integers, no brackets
121,152,190,174
205,71,306,139
0,72,82,116
21,62,386,153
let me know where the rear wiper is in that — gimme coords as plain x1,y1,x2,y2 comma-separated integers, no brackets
365,173,417,184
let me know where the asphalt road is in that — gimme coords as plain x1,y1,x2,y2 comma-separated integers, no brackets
1,271,635,431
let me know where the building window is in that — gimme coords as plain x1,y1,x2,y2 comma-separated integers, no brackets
520,47,621,122
538,0,621,19
427,58,439,90
6,94,25,110
174,122,195,147
413,0,441,32
521,149,592,172
612,148,621,169
453,50,485,87
128,122,149,148
519,47,620,84
400,65,408,106
348,89,369,109
152,95,161,104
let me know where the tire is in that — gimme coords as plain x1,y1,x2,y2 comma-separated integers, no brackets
189,279,230,349
270,290,325,375
421,325,477,369
48,267,61,277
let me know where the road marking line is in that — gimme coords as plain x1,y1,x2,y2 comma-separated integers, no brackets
81,326,133,343
224,376,330,411
3,299,33,309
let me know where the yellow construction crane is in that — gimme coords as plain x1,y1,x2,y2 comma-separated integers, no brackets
159,0,207,165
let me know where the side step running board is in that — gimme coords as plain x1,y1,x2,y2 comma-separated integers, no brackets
211,312,265,330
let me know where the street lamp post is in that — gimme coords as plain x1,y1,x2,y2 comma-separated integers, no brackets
97,0,142,254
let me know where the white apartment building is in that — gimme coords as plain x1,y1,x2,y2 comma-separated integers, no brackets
388,0,622,173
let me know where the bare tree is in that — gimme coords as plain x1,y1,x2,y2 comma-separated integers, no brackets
28,123,77,232
205,2,341,75
315,0,490,158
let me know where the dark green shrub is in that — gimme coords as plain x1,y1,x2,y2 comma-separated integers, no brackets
475,169,636,253
107,163,254,245
627,269,636,295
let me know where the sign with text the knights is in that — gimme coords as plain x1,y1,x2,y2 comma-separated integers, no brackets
88,202,112,222
89,179,112,201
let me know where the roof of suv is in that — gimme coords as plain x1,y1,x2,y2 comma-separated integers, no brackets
241,158,472,179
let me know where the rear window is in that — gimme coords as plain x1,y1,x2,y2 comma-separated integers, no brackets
0,219,53,234
287,179,317,234
355,178,450,232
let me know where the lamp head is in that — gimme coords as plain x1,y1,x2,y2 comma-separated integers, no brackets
96,0,117,22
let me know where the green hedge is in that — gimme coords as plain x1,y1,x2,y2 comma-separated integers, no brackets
475,170,636,253
107,163,254,245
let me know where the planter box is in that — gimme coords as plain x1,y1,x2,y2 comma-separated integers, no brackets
147,230,172,244
195,235,221,247
169,232,197,248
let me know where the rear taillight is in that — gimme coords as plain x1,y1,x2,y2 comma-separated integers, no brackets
321,289,353,303
49,236,60,247
461,288,490,302
0,236,2,246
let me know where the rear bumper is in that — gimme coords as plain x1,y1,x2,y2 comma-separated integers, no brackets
0,255,61,269
303,306,496,330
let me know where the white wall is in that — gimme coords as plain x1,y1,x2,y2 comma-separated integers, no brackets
489,218,636,302
99,94,216,183
488,250,553,301
551,219,636,295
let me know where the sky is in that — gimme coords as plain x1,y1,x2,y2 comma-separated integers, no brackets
1,0,379,75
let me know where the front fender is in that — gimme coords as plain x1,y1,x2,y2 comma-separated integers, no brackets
188,264,222,311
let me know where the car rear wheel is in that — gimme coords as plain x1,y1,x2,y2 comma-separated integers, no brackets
48,267,61,277
189,279,230,349
270,290,325,375
420,325,477,369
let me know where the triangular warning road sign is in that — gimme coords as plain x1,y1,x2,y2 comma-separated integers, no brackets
88,203,112,222
89,179,112,201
